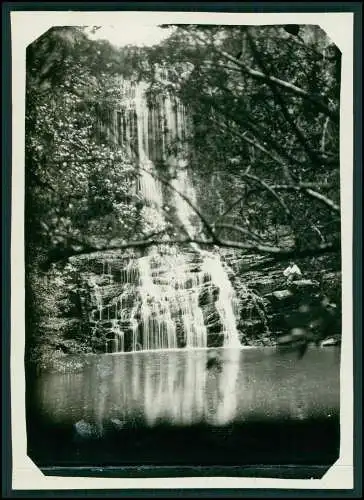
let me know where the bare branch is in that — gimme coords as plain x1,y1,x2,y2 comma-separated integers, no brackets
206,95,306,172
245,29,334,171
311,224,326,243
265,183,340,213
138,165,218,242
272,183,334,190
241,172,292,218
304,188,340,213
123,140,220,245
218,119,288,169
213,193,246,225
210,170,293,228
180,26,339,121
51,235,340,267
214,223,264,243
321,116,330,153
140,228,169,241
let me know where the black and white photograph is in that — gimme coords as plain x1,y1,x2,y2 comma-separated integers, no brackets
8,9,356,491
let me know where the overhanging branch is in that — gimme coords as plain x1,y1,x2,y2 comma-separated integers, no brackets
214,223,264,243
136,164,219,243
242,172,292,218
49,235,340,267
180,26,339,122
245,29,335,170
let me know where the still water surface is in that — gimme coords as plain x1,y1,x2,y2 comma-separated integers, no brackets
34,347,340,430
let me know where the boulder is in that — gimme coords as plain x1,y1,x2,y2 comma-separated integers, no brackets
290,279,319,288
270,289,294,303
321,337,341,347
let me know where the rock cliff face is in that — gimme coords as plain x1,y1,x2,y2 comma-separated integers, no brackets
70,246,241,353
221,250,342,347
30,246,340,372
198,283,225,347
80,79,340,352
62,246,341,355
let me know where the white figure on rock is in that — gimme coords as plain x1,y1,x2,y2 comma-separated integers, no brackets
283,260,302,282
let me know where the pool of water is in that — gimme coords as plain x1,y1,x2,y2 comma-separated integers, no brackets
27,346,340,470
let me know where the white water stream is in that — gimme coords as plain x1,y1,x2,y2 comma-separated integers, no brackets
94,80,241,352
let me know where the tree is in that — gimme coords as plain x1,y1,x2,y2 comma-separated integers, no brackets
25,27,153,364
25,27,148,270
142,24,341,261
26,24,341,268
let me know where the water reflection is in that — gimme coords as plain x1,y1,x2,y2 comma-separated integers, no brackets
214,348,240,425
36,347,340,433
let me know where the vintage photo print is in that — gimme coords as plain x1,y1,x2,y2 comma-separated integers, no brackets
10,8,355,491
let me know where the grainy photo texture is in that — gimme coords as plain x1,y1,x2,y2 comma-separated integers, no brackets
24,23,342,478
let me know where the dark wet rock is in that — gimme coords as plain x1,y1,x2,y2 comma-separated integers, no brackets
110,418,125,429
321,336,341,347
175,317,186,348
198,286,210,307
95,321,114,329
271,289,294,302
248,278,277,295
74,420,99,440
207,332,225,348
50,244,341,361
237,318,266,337
198,283,220,306
202,304,223,333
225,250,341,348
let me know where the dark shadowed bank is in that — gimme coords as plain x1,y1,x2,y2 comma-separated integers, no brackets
29,418,340,478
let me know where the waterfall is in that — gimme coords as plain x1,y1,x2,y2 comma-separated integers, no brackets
93,79,241,352
201,254,241,347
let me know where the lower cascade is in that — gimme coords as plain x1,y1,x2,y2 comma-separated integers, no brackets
90,245,241,353
88,80,242,353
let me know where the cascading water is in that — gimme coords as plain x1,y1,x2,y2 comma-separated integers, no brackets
92,76,241,352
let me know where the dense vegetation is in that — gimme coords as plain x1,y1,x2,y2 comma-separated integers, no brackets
138,24,341,256
25,25,341,370
25,27,141,367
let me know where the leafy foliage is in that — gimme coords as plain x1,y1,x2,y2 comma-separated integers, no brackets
26,27,146,267
25,27,148,365
26,24,341,264
25,25,342,368
131,24,341,255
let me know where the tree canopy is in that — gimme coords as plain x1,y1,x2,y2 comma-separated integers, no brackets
26,27,144,268
24,24,342,367
25,24,341,269
136,24,341,259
